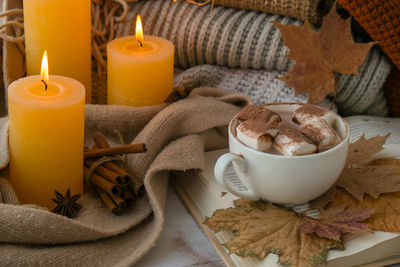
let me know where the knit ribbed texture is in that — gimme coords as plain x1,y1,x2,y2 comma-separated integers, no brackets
122,0,299,71
384,67,400,117
337,0,400,70
336,47,391,116
122,0,391,116
175,65,311,104
212,0,334,24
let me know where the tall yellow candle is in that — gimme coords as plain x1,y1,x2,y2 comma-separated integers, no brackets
107,15,174,106
8,53,85,209
23,0,92,103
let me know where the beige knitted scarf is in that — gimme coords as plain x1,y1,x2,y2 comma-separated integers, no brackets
0,87,252,266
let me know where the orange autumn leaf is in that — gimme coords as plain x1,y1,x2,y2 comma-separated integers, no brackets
273,5,375,103
369,158,400,166
328,189,400,233
336,134,400,201
337,164,400,201
311,134,398,207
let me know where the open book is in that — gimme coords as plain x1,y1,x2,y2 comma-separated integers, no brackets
171,115,400,267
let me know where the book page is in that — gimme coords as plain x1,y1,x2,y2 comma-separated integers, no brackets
174,149,400,267
345,116,400,144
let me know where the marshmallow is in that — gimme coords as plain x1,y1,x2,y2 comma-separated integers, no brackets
274,128,317,156
292,104,336,126
301,120,342,152
237,105,281,127
236,120,280,152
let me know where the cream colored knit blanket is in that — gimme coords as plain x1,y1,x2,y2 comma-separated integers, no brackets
0,87,252,266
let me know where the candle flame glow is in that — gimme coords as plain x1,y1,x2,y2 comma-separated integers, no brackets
136,14,144,47
41,50,49,86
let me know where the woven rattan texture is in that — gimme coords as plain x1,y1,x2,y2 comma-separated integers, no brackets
337,0,400,70
384,66,400,117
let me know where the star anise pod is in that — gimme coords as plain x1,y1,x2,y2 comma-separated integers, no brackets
52,189,82,218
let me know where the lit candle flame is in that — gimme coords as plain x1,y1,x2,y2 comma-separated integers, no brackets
136,14,144,47
41,50,49,91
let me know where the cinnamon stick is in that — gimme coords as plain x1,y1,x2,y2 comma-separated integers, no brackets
93,132,110,148
84,143,146,158
110,193,127,209
96,187,121,215
85,159,126,184
85,167,122,195
103,162,130,184
92,132,131,184
122,187,136,206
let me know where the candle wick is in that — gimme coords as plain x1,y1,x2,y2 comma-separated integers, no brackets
41,80,48,92
138,40,143,47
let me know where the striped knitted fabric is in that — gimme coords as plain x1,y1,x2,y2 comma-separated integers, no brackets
174,65,309,103
123,1,301,71
123,0,391,116
337,0,400,70
336,47,391,116
212,0,335,24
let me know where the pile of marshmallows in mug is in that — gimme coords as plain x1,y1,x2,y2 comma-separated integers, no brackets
235,104,342,156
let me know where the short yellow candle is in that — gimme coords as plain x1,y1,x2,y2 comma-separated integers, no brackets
8,53,85,209
107,15,174,106
23,0,92,103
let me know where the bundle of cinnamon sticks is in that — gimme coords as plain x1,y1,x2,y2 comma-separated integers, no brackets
84,133,146,214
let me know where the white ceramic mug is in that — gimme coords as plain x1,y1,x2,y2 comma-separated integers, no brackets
214,103,349,204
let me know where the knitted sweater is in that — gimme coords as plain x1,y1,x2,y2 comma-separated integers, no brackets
213,0,335,24
338,0,400,70
337,0,400,117
122,0,391,116
175,64,322,105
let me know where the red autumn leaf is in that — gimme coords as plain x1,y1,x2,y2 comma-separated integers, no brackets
300,205,374,240
328,189,400,233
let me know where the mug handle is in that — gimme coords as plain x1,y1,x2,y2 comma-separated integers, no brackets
214,153,260,200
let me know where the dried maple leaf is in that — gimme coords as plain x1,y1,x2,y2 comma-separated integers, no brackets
346,134,389,166
328,189,400,233
310,186,337,209
300,205,374,240
337,165,400,201
273,4,375,103
369,158,400,166
204,199,343,267
311,134,397,207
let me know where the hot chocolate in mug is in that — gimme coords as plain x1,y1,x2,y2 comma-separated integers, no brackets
214,103,350,204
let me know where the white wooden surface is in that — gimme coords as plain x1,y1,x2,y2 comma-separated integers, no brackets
136,185,224,267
